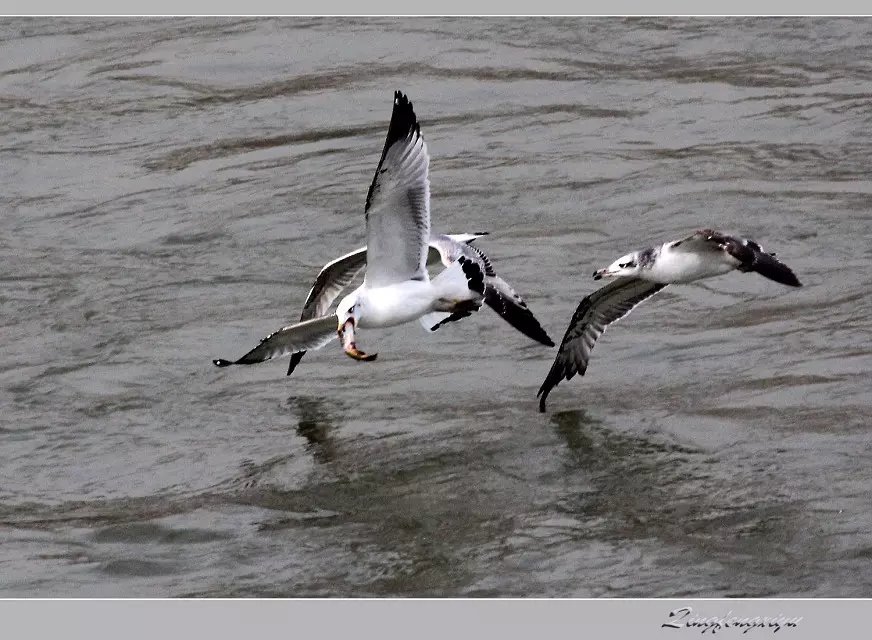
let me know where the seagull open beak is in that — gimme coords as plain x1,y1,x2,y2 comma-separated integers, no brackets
592,268,609,280
338,318,377,362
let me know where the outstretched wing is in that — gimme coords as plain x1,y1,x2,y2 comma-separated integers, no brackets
214,316,337,368
739,249,802,287
456,241,552,346
708,231,802,287
483,276,554,346
537,278,667,412
364,91,431,287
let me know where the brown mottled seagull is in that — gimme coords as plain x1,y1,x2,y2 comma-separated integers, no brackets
537,229,802,412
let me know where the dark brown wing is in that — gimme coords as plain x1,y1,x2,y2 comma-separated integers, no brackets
698,229,802,287
537,278,667,412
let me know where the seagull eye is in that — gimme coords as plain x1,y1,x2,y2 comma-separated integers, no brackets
619,261,635,269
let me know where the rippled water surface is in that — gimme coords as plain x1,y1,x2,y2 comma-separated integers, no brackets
2,17,872,597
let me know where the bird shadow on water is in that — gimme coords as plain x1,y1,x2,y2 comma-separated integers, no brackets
227,395,341,493
547,408,705,539
543,409,820,596
289,395,339,464
0,406,820,597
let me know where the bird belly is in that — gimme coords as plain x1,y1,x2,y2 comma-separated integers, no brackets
649,251,736,283
358,281,436,328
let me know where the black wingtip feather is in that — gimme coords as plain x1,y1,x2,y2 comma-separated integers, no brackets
537,358,571,413
537,385,550,413
213,358,234,367
286,351,306,376
365,91,421,213
482,286,554,347
458,256,485,295
499,309,554,346
384,91,418,150
750,252,803,287
722,234,803,288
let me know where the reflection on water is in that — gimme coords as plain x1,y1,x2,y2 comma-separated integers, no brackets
2,17,872,596
292,396,338,464
550,409,803,566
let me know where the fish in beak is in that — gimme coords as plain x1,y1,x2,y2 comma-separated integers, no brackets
338,318,377,362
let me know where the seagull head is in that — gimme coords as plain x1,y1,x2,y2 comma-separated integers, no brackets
336,292,377,362
593,251,641,280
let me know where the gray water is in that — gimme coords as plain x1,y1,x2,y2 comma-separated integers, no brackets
2,17,871,597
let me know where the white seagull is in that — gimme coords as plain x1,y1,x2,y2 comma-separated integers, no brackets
282,230,554,376
537,229,802,412
213,91,552,373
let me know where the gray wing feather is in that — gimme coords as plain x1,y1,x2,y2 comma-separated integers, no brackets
300,247,367,320
537,278,667,411
287,248,365,377
215,316,337,368
427,233,487,269
427,233,496,275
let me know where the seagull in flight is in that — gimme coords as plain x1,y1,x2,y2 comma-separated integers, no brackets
282,231,554,376
214,91,552,373
537,229,802,412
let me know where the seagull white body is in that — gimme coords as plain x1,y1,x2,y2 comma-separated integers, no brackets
214,92,551,373
593,232,758,284
344,271,475,329
538,229,802,412
354,281,437,328
641,244,736,283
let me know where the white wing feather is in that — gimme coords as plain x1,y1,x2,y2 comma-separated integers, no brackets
363,92,431,287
